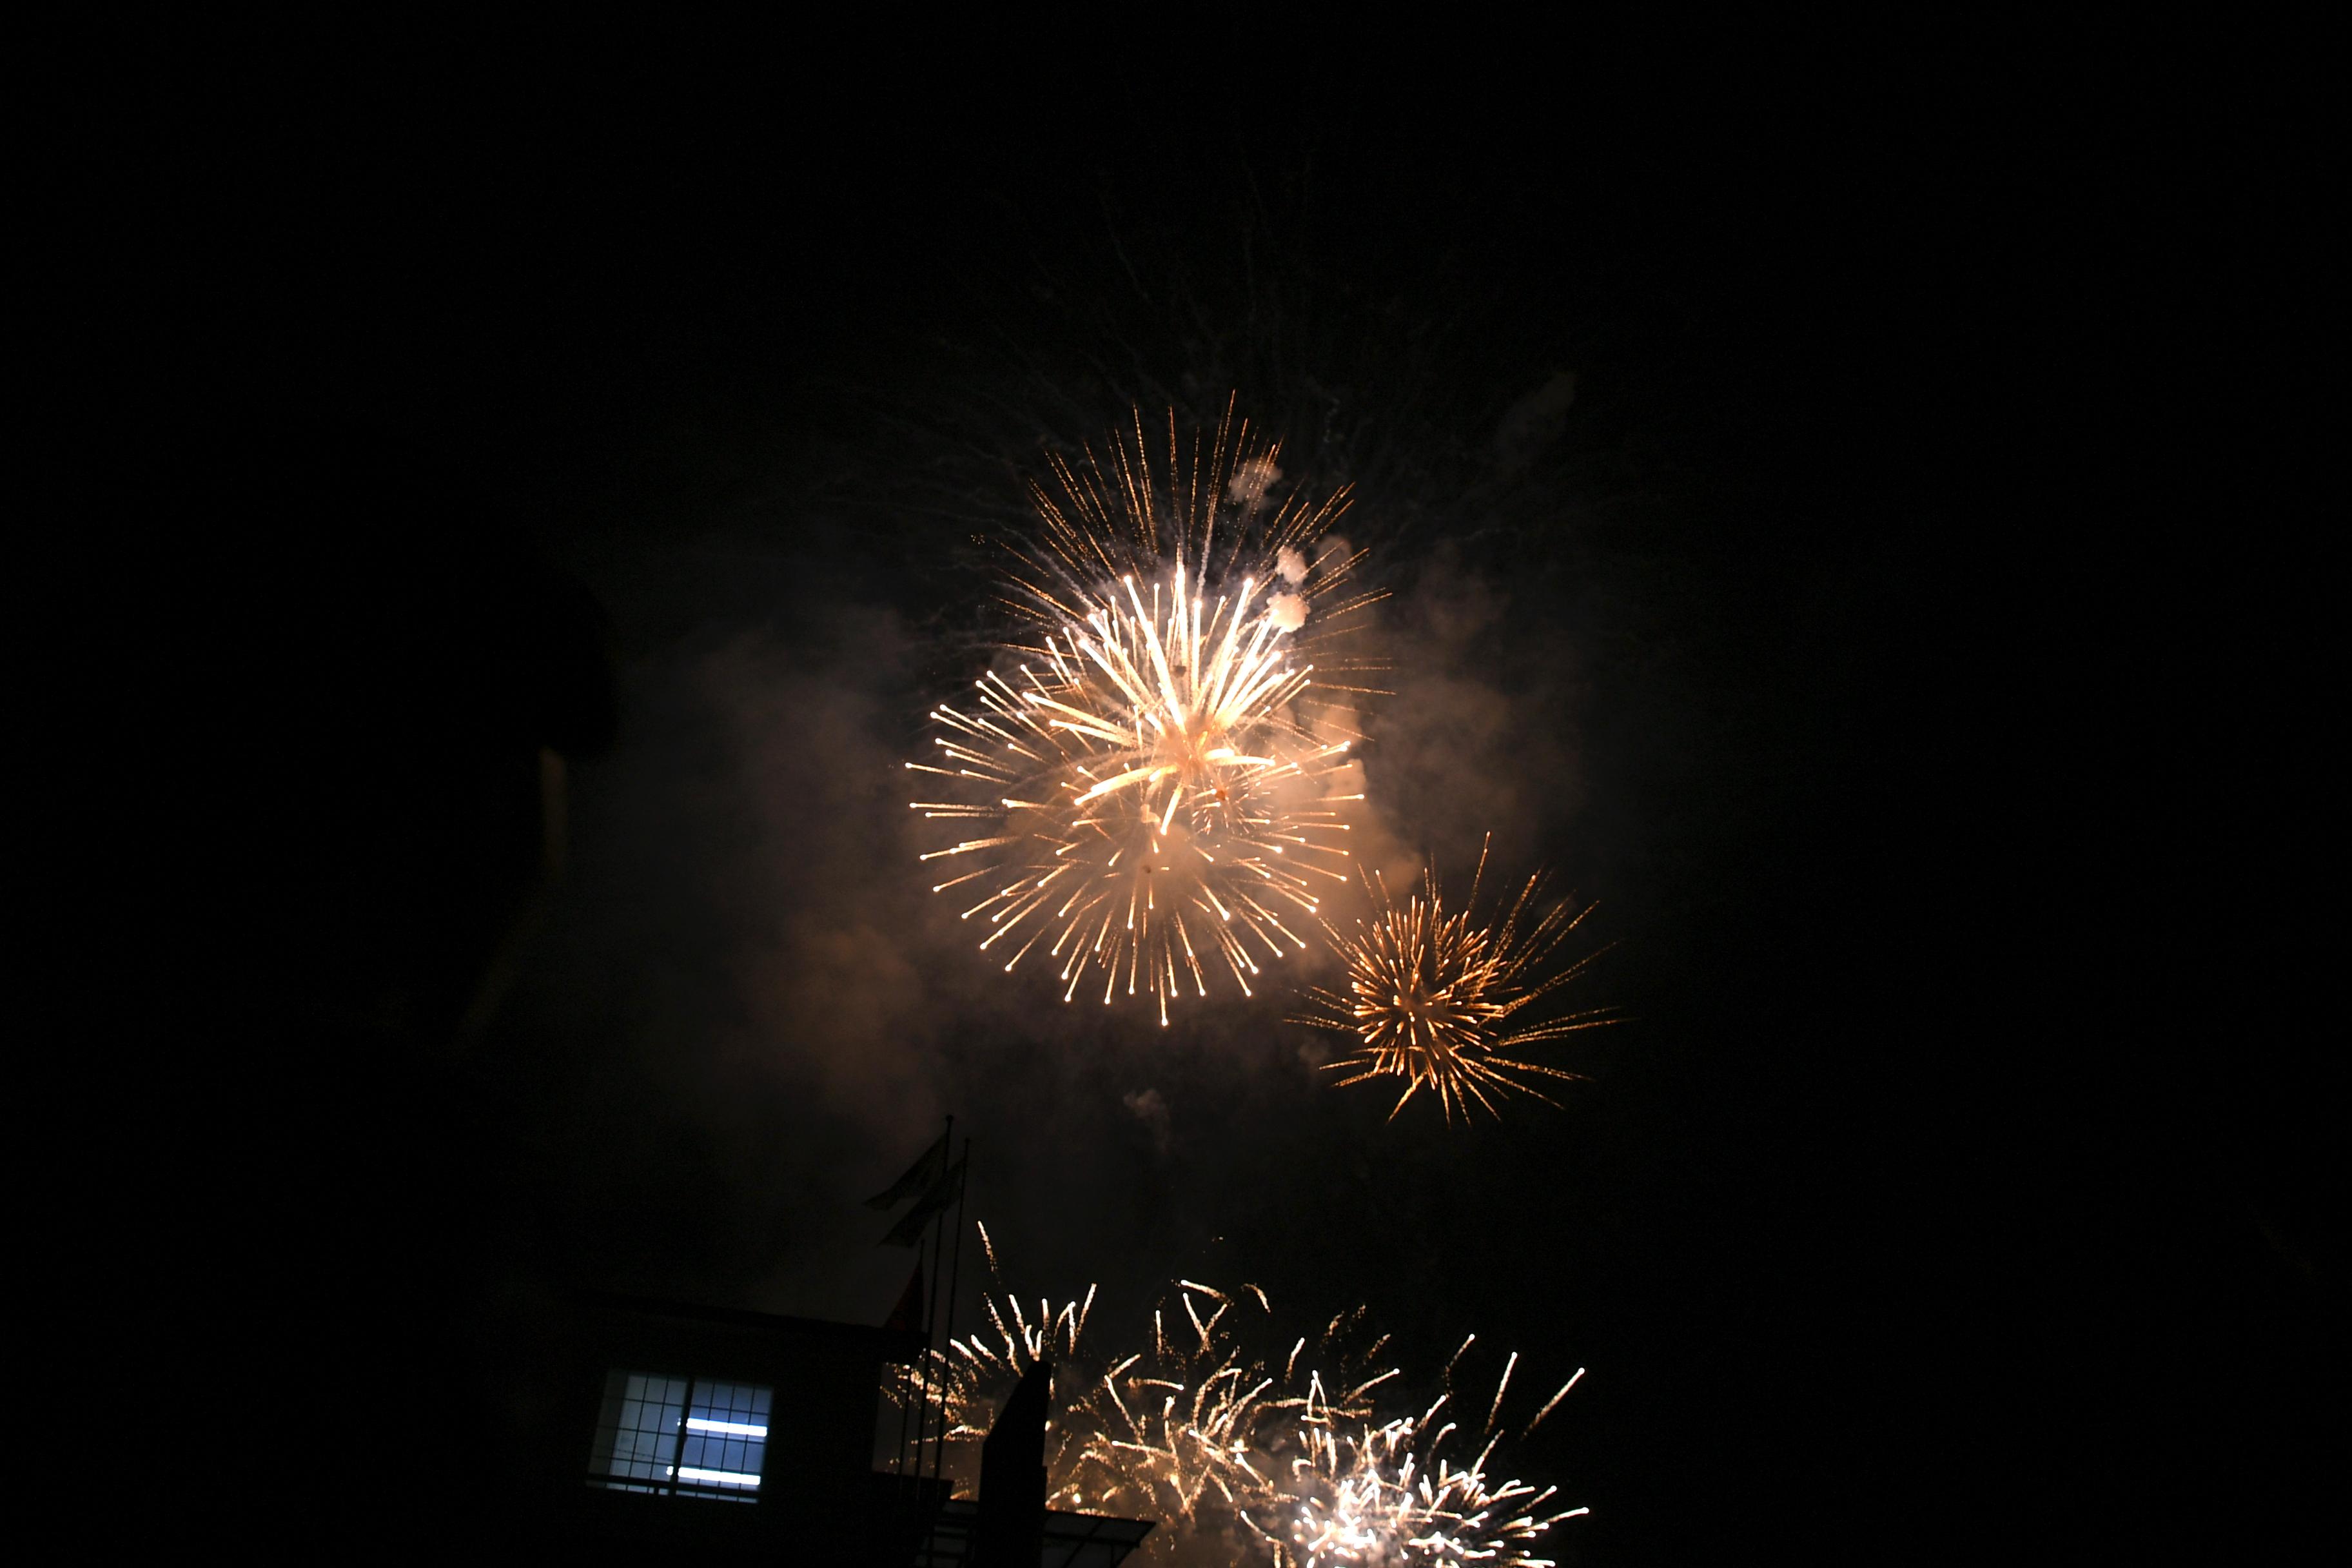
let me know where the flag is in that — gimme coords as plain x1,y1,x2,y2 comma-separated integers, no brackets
883,1263,925,1333
865,1130,950,1211
881,1152,966,1248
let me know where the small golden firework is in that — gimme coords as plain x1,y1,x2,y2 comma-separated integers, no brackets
1297,838,1617,1121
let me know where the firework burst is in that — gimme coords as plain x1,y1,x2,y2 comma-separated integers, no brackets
892,1230,1587,1565
1260,1370,1590,1568
1295,838,1618,1122
909,403,1386,1022
904,1226,1384,1525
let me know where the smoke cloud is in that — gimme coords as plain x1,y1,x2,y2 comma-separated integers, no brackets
489,415,1606,1345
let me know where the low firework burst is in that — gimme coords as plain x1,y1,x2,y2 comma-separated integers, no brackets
909,402,1386,1023
903,1226,1384,1523
891,1230,1587,1565
1065,1282,1391,1537
1259,1377,1590,1568
1295,838,1618,1121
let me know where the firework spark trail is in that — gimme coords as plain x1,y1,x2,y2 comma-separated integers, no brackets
910,404,1387,1023
889,1230,1586,1564
1292,835,1620,1122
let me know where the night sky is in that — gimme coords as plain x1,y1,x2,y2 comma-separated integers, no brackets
203,32,2329,1562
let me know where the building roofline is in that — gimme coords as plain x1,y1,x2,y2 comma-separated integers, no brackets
580,1289,928,1362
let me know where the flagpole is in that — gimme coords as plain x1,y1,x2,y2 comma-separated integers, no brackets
913,1218,939,1482
893,1242,920,1476
913,1113,950,1482
895,1322,914,1478
931,1135,970,1485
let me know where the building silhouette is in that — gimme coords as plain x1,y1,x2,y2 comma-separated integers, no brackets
503,1292,1151,1565
241,534,1151,1562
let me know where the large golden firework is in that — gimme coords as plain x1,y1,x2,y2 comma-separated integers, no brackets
910,404,1385,1023
1296,838,1617,1121
890,1230,1587,1565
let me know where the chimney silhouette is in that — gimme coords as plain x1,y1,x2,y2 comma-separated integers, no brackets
972,1359,1050,1567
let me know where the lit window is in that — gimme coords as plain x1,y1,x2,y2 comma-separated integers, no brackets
588,1371,772,1502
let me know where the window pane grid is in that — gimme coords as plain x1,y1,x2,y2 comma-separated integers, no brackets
589,1370,771,1504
